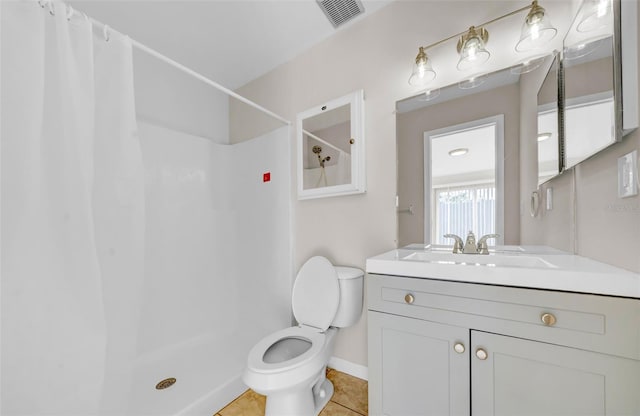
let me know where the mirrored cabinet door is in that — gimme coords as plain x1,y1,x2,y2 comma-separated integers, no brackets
302,104,352,189
297,90,365,200
537,53,562,185
562,0,621,170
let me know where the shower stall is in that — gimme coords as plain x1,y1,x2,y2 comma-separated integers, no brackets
1,2,292,415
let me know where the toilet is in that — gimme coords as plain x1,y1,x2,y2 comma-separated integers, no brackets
243,256,364,416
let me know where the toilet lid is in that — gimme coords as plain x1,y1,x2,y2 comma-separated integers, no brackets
291,256,339,331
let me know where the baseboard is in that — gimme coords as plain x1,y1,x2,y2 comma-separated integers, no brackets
328,356,368,381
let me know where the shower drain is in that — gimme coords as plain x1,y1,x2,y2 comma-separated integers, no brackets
155,377,177,390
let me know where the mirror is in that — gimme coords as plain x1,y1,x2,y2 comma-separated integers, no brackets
297,90,365,200
396,64,539,247
395,1,584,248
537,53,562,185
562,0,620,170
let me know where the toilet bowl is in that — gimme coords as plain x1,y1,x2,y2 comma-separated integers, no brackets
243,256,364,416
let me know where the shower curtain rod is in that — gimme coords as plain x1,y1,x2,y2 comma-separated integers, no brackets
302,129,349,155
43,0,291,126
128,37,291,126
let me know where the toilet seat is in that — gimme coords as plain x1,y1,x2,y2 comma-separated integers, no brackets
247,326,326,375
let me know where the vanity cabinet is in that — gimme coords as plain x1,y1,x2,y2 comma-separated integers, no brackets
367,274,640,416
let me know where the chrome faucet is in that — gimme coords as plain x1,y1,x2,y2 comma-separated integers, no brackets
443,231,500,255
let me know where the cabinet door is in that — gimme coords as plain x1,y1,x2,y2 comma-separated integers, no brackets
368,311,470,416
471,330,640,416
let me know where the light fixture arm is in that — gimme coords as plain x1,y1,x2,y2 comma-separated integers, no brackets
415,1,535,52
407,0,552,86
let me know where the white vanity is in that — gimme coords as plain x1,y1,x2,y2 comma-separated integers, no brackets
366,246,640,415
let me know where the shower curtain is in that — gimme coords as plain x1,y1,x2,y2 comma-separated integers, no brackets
1,2,144,415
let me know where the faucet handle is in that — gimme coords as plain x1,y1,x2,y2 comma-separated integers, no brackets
477,234,500,254
443,234,463,253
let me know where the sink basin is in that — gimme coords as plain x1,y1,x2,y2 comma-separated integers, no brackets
402,251,557,269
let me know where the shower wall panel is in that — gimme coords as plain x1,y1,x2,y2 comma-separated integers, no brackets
132,122,291,415
230,126,292,343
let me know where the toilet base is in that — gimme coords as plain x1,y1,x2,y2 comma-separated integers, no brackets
312,378,334,416
263,372,334,416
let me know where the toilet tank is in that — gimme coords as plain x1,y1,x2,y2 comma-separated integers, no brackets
331,266,364,328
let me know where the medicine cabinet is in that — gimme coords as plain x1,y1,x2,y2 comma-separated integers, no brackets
296,90,365,200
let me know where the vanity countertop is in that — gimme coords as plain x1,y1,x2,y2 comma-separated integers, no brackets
366,245,640,299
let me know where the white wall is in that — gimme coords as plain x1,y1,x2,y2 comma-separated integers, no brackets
133,51,229,143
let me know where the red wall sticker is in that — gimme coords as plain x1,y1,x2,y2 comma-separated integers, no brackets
263,172,271,182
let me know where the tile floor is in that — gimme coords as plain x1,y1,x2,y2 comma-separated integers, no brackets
214,368,368,416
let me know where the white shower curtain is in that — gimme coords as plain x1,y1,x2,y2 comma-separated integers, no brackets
1,2,144,415
334,151,351,186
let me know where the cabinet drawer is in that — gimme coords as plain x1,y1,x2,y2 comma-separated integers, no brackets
381,287,604,334
367,273,640,360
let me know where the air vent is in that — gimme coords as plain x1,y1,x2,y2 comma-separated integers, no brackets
316,0,365,28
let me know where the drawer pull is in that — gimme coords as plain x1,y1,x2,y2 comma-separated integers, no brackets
541,312,557,326
475,348,488,360
454,343,465,354
404,293,415,304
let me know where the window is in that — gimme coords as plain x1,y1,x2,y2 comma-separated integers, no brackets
433,185,496,245
425,115,503,245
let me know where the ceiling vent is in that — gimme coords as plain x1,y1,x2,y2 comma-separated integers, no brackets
316,0,365,28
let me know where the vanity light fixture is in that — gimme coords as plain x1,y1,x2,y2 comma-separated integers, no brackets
537,132,552,142
407,0,557,86
515,0,557,52
577,0,612,32
448,148,469,157
457,26,490,71
408,47,437,87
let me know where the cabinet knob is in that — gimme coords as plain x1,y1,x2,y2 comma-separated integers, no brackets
404,293,415,304
475,348,488,360
541,312,557,326
453,343,465,354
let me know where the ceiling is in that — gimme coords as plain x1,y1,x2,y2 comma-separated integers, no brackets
68,0,393,90
431,123,496,182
